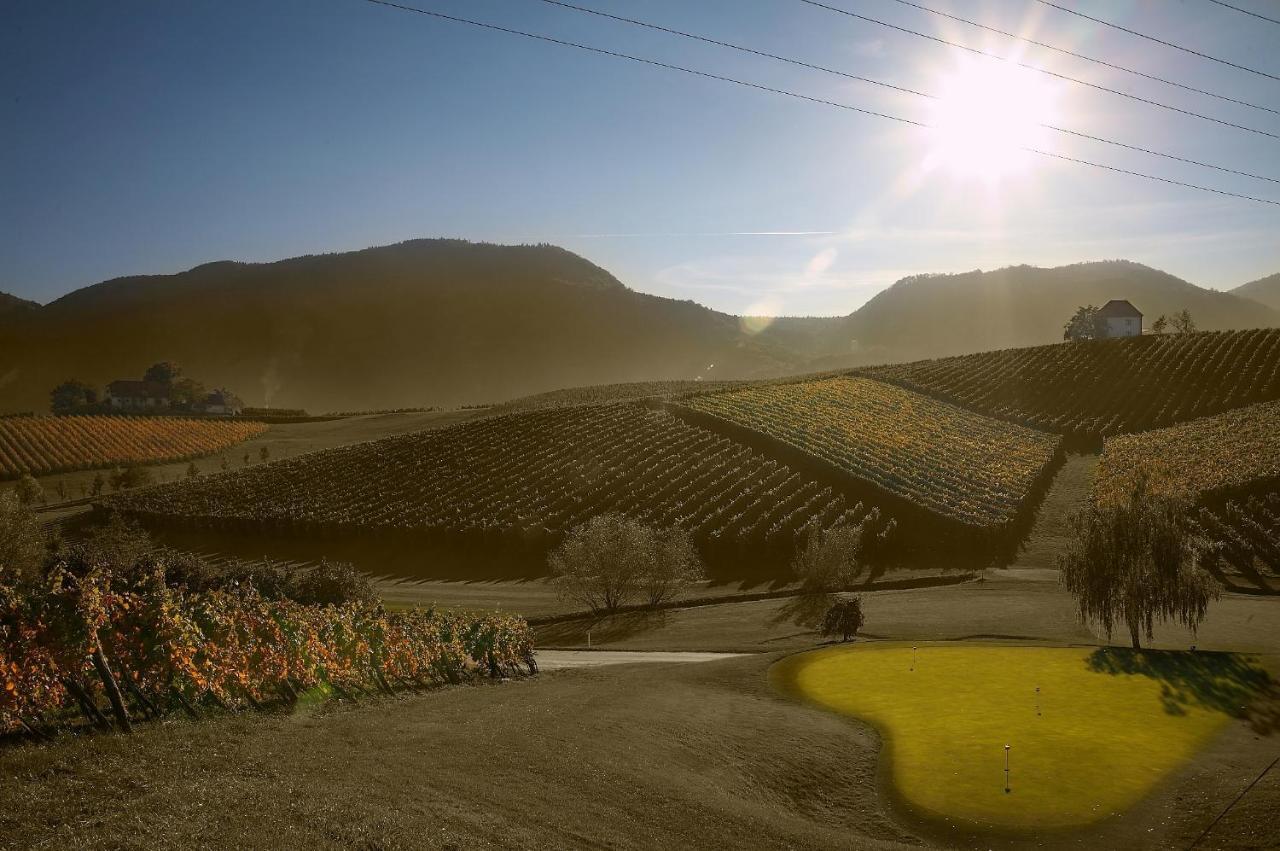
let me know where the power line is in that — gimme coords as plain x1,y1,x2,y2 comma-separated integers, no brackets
532,0,1280,185
1205,0,1280,27
884,0,1277,114
1035,0,1280,81
361,0,1280,206
795,0,1280,140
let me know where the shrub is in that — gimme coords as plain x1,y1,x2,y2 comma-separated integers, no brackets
15,474,43,506
820,597,864,642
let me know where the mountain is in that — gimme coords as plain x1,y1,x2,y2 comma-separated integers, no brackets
1233,272,1280,312
2,246,1275,414
0,292,38,321
832,261,1280,365
0,240,811,413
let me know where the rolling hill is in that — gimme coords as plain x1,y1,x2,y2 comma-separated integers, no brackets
834,261,1280,366
3,242,1276,414
863,328,1280,441
0,292,38,320
0,240,810,415
1233,272,1280,312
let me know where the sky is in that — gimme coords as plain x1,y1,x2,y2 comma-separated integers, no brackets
2,0,1278,315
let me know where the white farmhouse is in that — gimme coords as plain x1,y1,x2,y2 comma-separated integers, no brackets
1097,300,1142,338
105,380,172,410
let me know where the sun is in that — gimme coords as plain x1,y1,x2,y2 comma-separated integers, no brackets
925,58,1060,183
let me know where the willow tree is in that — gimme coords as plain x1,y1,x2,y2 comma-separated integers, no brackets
1059,475,1219,649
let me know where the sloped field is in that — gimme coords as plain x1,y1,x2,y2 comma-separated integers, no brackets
109,404,878,573
0,415,267,479
864,329,1280,439
677,376,1061,531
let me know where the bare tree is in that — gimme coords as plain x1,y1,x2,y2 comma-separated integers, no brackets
640,527,704,607
1059,475,1219,649
1150,314,1169,335
780,513,894,629
1170,309,1197,335
549,514,699,613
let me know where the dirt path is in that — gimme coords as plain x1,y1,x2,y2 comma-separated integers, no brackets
1002,451,1098,577
536,650,750,670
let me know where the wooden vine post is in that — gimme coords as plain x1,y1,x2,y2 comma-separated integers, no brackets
89,642,133,734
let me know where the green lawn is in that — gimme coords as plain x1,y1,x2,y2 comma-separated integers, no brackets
772,643,1270,832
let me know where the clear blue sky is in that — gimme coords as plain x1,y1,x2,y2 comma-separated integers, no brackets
3,0,1277,315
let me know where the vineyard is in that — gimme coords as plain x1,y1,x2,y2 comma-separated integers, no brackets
108,404,883,574
1195,492,1280,592
0,561,534,737
676,377,1062,531
0,415,267,479
1094,400,1280,506
863,328,1280,440
493,379,750,413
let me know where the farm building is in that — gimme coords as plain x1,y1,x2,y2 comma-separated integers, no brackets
105,380,172,410
1097,299,1142,338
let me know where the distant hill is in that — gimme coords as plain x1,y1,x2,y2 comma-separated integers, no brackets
2,245,1275,413
1233,272,1280,312
0,291,38,321
833,261,1280,366
0,240,808,413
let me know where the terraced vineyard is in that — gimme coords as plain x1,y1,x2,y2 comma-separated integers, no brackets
1196,492,1280,592
676,376,1062,531
109,404,879,573
863,328,1280,440
0,415,267,479
1094,399,1280,505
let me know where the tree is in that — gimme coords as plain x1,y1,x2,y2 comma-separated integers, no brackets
50,379,98,414
219,456,229,472
1059,475,1219,649
168,376,206,408
0,492,48,583
186,462,200,479
779,512,895,629
109,466,153,492
1063,305,1106,341
143,361,182,384
1150,314,1169,335
548,514,692,613
639,527,704,607
90,472,106,497
259,446,270,463
15,474,43,506
1170,309,1196,335
820,597,865,642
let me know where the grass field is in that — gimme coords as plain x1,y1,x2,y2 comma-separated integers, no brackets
772,643,1270,832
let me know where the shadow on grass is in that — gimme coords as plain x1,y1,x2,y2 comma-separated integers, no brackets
536,610,670,645
1086,648,1279,735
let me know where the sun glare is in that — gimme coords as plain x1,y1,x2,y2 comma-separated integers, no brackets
925,59,1060,183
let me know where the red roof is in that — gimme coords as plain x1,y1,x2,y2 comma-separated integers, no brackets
1097,299,1142,319
107,380,170,400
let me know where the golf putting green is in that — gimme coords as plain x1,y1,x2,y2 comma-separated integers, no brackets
772,643,1267,831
